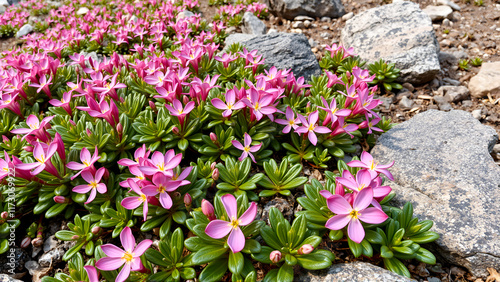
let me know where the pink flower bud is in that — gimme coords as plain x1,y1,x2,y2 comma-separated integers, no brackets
91,226,101,234
149,101,157,111
183,95,189,104
1,212,8,219
184,193,192,206
117,123,123,134
86,129,92,136
69,120,77,126
210,162,216,171
345,71,351,79
71,235,80,240
212,168,219,181
172,127,179,134
21,237,31,248
270,250,282,263
2,135,9,143
24,146,34,152
201,199,216,221
210,132,217,142
31,237,43,247
53,196,68,204
298,244,314,255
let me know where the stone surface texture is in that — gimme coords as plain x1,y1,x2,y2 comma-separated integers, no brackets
371,110,500,278
242,12,267,35
341,1,441,84
225,33,321,80
468,61,500,98
265,0,345,20
422,5,453,21
15,24,33,38
295,262,414,282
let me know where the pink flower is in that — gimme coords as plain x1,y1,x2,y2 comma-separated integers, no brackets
215,53,237,68
297,244,314,255
0,93,22,116
96,227,152,282
92,73,127,101
231,133,262,163
139,150,182,176
117,144,150,167
270,250,282,263
318,97,351,125
324,187,388,243
11,115,54,141
72,167,107,204
295,111,332,146
142,173,182,209
275,106,301,134
121,179,150,221
83,265,99,282
49,92,72,115
359,114,383,135
242,89,277,121
66,146,100,180
211,89,245,118
29,75,53,98
165,99,195,117
205,194,257,253
16,142,59,177
325,71,344,88
347,151,395,181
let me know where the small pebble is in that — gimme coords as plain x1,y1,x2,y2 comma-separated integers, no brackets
472,109,482,120
342,12,354,21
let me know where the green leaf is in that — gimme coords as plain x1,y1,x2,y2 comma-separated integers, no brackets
329,229,344,241
251,246,273,264
178,138,189,151
348,238,362,258
365,230,385,245
380,245,393,258
145,249,170,267
258,190,277,197
228,251,244,275
192,245,228,265
409,231,439,244
260,226,282,250
383,257,411,278
199,259,228,282
414,247,436,265
263,269,279,282
285,254,297,265
180,267,196,280
172,211,187,224
277,263,294,282
241,239,261,254
296,252,333,270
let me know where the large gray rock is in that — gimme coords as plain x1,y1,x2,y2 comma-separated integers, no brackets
295,262,414,281
468,62,500,98
225,33,321,80
242,12,267,35
371,110,500,278
265,0,345,20
341,1,441,84
15,24,33,38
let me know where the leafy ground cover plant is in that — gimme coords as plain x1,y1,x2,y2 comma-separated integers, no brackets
0,0,440,280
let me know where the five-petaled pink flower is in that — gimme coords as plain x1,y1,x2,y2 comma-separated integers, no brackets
139,150,182,176
295,111,332,146
242,89,277,121
336,169,391,198
211,89,245,118
205,194,257,253
318,97,351,125
231,133,262,163
275,106,301,134
49,92,73,115
96,227,152,282
11,115,54,142
323,187,388,243
165,99,195,127
16,142,59,176
66,146,100,180
347,151,395,181
121,179,150,221
142,172,181,209
72,167,107,204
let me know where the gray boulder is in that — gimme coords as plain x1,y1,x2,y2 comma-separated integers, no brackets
265,0,345,20
468,61,500,98
341,1,441,84
242,12,267,35
371,110,500,278
225,33,321,80
15,24,33,38
295,261,414,281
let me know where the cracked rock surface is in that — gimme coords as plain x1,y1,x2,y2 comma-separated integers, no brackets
371,109,500,278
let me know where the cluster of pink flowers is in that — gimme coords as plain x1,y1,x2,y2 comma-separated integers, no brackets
321,152,394,243
118,146,192,220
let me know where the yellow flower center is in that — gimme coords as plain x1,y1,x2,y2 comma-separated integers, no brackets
35,154,45,163
82,160,90,167
358,184,366,190
331,108,338,114
3,167,9,172
370,160,377,170
157,163,164,171
121,251,134,263
244,146,251,152
227,104,233,109
140,194,147,202
28,123,38,129
158,185,166,194
229,219,240,229
254,102,260,110
289,120,295,126
89,181,98,189
308,124,315,131
349,210,360,219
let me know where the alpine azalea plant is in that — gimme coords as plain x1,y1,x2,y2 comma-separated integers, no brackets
0,0,440,280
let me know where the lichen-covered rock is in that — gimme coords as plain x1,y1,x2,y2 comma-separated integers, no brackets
242,12,267,35
371,110,500,278
341,1,440,84
468,62,500,98
225,33,321,80
295,261,414,281
265,0,345,20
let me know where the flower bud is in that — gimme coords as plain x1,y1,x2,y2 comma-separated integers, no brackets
53,196,68,204
184,193,192,206
149,101,157,111
172,126,179,134
2,135,9,143
71,235,80,240
86,129,92,136
297,244,314,255
31,237,43,247
212,168,219,181
270,250,282,263
210,132,217,142
1,212,8,219
91,226,101,234
116,123,123,135
69,120,77,126
210,162,216,171
21,237,31,248
201,199,216,221
183,95,190,105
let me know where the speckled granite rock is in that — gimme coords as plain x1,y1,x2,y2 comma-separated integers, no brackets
341,1,440,84
225,33,321,80
265,0,345,20
295,262,414,281
371,110,500,278
242,12,267,35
